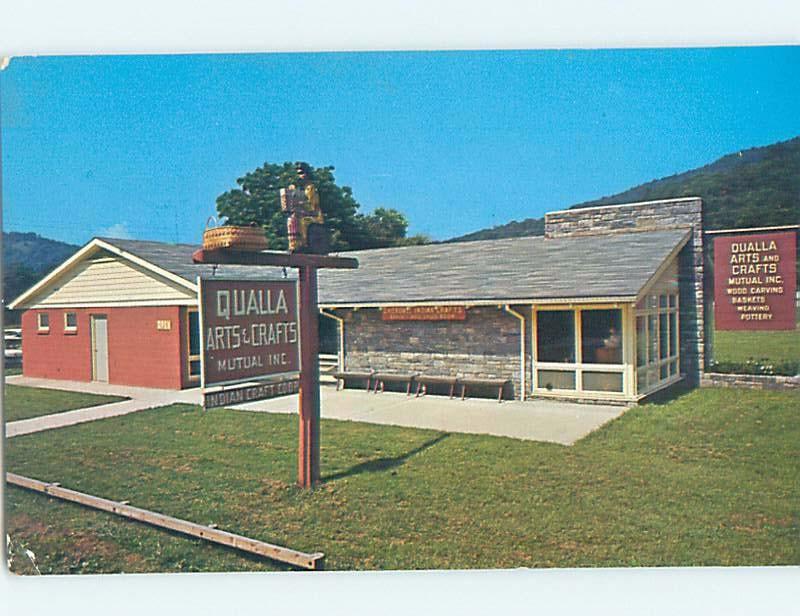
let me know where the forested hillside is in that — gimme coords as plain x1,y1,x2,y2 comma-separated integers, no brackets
448,136,800,242
3,232,78,324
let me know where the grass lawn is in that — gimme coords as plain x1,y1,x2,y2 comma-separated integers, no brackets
4,388,799,574
713,328,800,365
3,384,128,423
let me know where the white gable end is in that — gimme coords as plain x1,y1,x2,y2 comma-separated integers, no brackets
23,253,197,308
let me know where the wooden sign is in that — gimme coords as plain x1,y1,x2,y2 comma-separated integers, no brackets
199,279,300,386
382,305,467,321
193,247,358,489
713,230,797,330
203,378,300,409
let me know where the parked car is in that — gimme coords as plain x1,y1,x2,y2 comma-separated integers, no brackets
4,328,22,368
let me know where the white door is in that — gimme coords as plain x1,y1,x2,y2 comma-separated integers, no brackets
91,315,109,382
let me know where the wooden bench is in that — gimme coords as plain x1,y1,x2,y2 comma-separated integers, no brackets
415,375,459,399
372,372,419,396
332,370,375,392
457,377,511,403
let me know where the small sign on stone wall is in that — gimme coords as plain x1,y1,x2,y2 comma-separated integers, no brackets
381,305,467,321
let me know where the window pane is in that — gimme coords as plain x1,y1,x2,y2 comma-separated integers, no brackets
669,294,677,308
537,310,575,363
189,311,201,355
659,313,669,360
648,315,658,367
636,316,647,367
659,294,669,309
65,313,77,328
660,363,669,380
39,313,49,327
190,360,201,377
583,371,624,392
637,367,648,392
537,369,575,390
581,309,622,364
669,312,678,358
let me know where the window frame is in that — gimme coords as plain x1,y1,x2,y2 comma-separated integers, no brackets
533,305,628,398
635,292,680,396
187,308,201,382
64,312,78,333
37,312,50,333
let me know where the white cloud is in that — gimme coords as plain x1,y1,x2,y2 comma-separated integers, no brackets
99,222,133,239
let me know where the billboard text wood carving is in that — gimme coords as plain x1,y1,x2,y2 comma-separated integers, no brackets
199,279,300,386
713,230,797,330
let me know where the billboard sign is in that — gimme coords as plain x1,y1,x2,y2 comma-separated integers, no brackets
713,230,797,330
199,279,300,386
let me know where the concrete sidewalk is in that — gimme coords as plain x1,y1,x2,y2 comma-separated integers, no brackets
5,376,627,445
234,387,627,445
5,375,201,438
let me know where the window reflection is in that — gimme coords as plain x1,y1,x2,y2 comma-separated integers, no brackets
581,309,622,364
536,310,575,363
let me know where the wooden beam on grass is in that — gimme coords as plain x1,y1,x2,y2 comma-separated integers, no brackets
6,472,324,571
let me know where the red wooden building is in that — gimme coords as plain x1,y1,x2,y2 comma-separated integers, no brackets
9,237,283,390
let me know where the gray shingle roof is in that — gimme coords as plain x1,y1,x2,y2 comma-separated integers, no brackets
100,228,689,304
317,229,689,304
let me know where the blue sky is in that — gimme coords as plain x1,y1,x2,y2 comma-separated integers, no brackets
1,47,798,247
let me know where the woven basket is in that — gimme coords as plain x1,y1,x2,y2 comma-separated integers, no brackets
202,219,268,252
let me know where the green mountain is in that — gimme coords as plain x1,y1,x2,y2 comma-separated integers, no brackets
448,136,800,242
3,232,79,324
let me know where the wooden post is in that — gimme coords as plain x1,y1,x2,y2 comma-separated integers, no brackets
298,265,320,488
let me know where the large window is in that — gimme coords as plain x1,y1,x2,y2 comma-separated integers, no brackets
536,310,575,363
534,307,626,396
581,309,622,364
636,293,679,394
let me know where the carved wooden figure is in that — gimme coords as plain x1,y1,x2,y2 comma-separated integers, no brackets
279,163,329,254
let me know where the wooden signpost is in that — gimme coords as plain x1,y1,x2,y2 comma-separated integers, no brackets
193,247,357,488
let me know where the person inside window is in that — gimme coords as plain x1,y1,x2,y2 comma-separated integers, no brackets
603,326,621,351
594,325,621,363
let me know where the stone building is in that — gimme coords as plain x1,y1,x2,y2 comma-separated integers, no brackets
318,197,704,403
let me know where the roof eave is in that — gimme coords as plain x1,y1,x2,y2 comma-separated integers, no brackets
8,237,199,310
8,239,102,310
318,295,639,309
93,238,199,292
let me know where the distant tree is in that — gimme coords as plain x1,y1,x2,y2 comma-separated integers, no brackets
354,207,412,249
395,234,433,247
216,161,419,251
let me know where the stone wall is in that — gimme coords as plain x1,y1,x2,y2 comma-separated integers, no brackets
700,372,800,391
545,197,706,385
341,306,529,399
